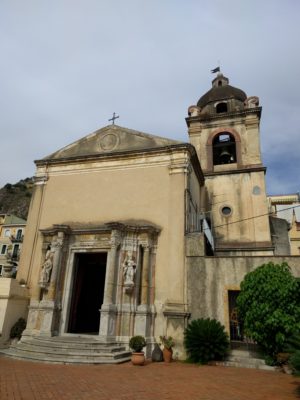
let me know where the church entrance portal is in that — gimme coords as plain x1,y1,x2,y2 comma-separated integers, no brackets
68,253,107,334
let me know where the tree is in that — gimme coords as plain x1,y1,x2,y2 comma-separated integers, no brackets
237,262,300,358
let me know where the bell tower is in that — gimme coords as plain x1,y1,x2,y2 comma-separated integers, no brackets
186,72,273,256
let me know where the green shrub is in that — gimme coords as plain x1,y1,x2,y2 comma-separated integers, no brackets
284,332,300,353
284,332,300,374
265,355,277,366
237,262,300,358
290,351,300,374
129,335,146,352
10,318,26,339
184,318,229,364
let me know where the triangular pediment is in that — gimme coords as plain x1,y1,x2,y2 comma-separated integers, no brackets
43,125,182,161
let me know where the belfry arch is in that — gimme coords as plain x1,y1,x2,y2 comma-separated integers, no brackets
206,128,242,171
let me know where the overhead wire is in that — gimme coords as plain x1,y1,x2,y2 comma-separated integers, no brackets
204,204,300,231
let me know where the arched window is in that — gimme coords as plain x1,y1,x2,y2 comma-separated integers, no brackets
216,102,227,113
213,133,237,165
4,229,10,237
16,229,22,240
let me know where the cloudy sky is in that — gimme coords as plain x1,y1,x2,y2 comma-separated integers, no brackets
1,0,299,195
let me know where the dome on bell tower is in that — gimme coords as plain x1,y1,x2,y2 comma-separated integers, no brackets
197,73,247,113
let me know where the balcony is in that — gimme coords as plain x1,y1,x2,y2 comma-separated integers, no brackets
10,235,24,243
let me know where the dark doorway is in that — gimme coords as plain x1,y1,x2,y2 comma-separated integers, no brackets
228,290,243,342
228,290,258,351
68,253,107,334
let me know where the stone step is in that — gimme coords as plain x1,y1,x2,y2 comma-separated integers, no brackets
229,349,262,358
0,336,132,364
20,338,125,352
227,356,266,366
21,335,122,346
214,349,276,371
218,360,276,371
0,348,131,364
8,342,129,357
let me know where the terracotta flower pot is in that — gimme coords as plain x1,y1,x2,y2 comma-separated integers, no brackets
163,347,173,363
131,352,145,366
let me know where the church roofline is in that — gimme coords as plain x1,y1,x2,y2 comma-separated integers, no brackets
35,142,205,185
41,124,183,162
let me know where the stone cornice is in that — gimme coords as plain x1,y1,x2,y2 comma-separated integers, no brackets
186,106,262,127
204,165,266,177
215,246,274,252
105,222,161,235
40,221,161,236
36,143,192,166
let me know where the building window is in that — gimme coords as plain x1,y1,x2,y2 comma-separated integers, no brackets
216,102,228,113
4,229,10,237
16,229,23,240
12,244,19,258
221,206,232,216
0,265,2,276
1,245,7,255
213,133,236,165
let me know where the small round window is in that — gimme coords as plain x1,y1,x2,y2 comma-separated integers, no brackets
221,206,232,216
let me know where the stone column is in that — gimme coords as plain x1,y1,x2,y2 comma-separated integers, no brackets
47,232,64,300
135,244,152,338
39,230,66,337
99,229,121,339
140,245,150,305
103,231,120,305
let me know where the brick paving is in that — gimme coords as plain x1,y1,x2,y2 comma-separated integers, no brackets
0,356,299,400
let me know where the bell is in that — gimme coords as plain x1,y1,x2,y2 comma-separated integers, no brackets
219,148,231,163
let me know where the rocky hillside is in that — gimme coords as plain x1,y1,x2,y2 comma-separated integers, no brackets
0,178,34,220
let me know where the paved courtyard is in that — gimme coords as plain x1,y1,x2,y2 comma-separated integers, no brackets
0,356,299,400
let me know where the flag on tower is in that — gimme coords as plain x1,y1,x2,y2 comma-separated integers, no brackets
211,66,220,73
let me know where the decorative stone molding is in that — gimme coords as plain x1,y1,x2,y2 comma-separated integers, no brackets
188,105,201,117
244,96,259,108
34,175,48,185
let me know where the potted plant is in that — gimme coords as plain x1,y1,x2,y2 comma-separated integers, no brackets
160,335,175,362
129,335,146,366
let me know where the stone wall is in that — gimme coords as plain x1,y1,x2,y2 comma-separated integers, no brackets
186,241,300,334
0,278,29,345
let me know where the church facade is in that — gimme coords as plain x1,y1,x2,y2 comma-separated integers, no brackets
8,73,300,359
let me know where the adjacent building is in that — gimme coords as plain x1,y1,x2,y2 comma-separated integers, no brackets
269,193,300,255
0,214,26,277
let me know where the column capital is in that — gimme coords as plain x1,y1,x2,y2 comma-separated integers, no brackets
141,243,151,251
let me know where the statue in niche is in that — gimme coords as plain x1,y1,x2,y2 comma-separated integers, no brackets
39,245,54,288
123,251,136,293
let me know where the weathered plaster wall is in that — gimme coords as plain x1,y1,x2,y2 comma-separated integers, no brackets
205,171,272,250
187,254,300,334
0,278,29,344
269,216,291,255
20,160,186,307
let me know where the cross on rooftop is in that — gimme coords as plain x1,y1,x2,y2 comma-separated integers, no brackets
108,112,119,125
